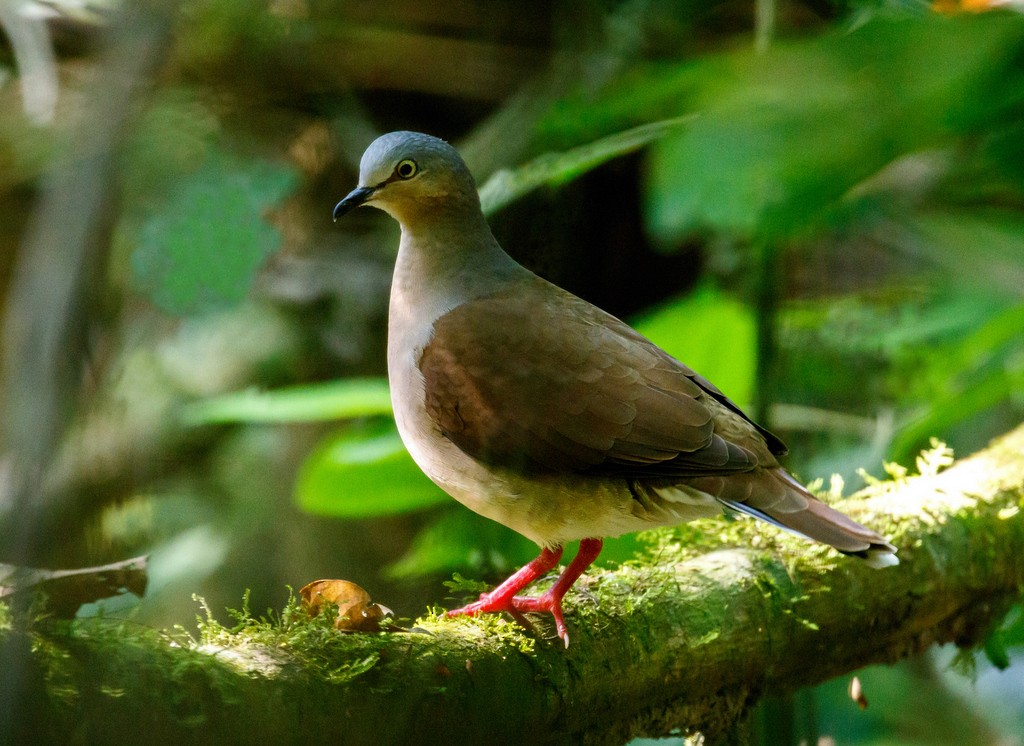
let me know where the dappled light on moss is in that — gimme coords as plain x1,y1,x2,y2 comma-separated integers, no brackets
0,601,12,633
423,611,539,656
32,627,82,706
186,590,394,684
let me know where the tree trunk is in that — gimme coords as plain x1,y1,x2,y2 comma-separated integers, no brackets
3,425,1024,745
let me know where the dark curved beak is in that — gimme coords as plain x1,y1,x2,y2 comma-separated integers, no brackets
333,186,376,221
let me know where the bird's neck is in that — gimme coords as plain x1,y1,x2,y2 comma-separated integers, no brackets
392,210,524,315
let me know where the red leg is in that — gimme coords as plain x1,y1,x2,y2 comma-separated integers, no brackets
510,538,603,647
447,545,564,617
447,538,604,648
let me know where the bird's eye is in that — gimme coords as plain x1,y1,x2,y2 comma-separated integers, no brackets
396,159,418,179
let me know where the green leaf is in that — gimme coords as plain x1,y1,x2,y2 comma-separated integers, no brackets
120,87,220,203
983,629,1011,671
385,507,538,579
899,210,1024,297
295,419,448,518
641,14,1024,241
181,378,392,425
632,284,756,411
130,148,297,315
888,321,1024,462
995,603,1024,648
478,114,696,215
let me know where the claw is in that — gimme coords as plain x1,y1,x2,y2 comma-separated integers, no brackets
446,538,604,647
446,545,563,619
507,590,570,645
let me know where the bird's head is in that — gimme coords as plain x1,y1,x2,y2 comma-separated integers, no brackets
333,131,480,224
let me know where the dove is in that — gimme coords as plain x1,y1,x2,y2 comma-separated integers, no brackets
333,131,897,646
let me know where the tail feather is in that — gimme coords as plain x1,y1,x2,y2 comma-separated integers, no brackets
713,468,899,567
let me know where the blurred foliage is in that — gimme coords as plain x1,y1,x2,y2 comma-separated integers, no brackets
181,378,392,425
633,283,757,411
2,0,1024,743
478,113,695,215
384,507,539,580
642,14,1023,241
295,418,448,518
129,147,297,314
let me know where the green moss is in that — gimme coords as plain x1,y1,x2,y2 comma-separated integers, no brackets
416,604,542,655
441,573,492,595
185,589,394,685
2,430,1020,744
31,624,81,706
0,601,11,633
24,440,1017,705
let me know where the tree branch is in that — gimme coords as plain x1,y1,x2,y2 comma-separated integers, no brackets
4,425,1024,745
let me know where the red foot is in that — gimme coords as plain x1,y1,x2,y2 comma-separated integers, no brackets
447,538,604,647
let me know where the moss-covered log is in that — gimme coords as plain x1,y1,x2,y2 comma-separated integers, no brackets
3,425,1024,745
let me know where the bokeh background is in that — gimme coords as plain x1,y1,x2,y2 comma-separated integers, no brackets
1,0,1023,743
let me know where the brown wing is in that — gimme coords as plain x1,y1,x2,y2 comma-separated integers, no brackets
418,276,777,479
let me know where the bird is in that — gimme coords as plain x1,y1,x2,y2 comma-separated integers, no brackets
333,131,898,647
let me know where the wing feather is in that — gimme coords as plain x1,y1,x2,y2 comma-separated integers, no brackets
419,277,777,478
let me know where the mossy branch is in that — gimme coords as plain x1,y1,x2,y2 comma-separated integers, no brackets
4,425,1024,745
